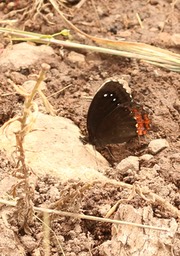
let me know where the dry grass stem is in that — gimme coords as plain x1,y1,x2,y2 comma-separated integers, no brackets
49,0,180,72
47,84,72,99
0,198,170,232
35,214,66,256
0,64,52,232
136,13,144,29
43,212,50,256
1,177,179,233
1,26,179,72
38,89,56,115
1,1,179,71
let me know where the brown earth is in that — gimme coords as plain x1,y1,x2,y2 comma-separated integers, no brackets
0,0,180,255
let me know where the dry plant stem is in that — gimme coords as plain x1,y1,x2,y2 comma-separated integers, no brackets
9,65,50,231
38,89,56,116
0,26,179,71
24,67,46,117
48,0,180,72
108,180,180,219
105,185,138,218
14,122,34,232
0,19,18,24
1,175,179,232
43,212,50,256
0,198,170,232
15,66,48,172
36,214,66,256
136,13,144,29
47,84,72,99
90,0,102,29
48,183,92,210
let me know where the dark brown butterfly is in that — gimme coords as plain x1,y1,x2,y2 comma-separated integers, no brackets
87,80,150,147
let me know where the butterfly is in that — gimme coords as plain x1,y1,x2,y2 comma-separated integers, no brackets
87,80,150,147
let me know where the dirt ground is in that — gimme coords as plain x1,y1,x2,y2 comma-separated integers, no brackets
0,0,180,255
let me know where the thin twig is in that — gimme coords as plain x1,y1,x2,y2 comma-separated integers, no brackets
0,198,170,232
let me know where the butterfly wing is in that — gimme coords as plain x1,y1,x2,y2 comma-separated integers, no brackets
87,81,137,146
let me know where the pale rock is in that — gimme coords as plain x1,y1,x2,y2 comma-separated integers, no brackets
171,33,180,46
22,80,47,93
100,205,178,256
0,176,18,197
173,99,180,112
48,186,60,201
0,219,25,256
98,204,111,216
20,235,37,252
116,156,139,174
0,113,109,182
148,139,169,154
139,167,159,181
153,164,161,172
67,51,85,66
170,153,180,160
139,154,153,162
0,42,54,69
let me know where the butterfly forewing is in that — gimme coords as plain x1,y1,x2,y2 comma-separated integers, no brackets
87,81,137,146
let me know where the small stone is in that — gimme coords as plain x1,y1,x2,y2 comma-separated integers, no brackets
118,30,132,38
48,186,60,201
149,27,159,32
116,156,139,174
98,204,111,216
157,21,165,30
69,230,76,239
153,164,161,171
149,0,159,5
139,154,153,162
0,42,55,69
0,113,109,182
171,33,180,46
67,51,85,65
170,153,180,160
22,80,47,93
20,235,37,252
173,99,180,112
7,2,15,9
148,139,169,154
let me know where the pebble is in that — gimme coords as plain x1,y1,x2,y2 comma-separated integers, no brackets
139,154,153,162
153,164,161,171
22,80,47,93
48,186,60,201
149,0,159,5
173,99,180,112
0,113,109,182
148,139,169,154
171,33,180,46
0,42,55,69
67,51,85,66
20,235,37,252
170,153,180,160
116,156,139,174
